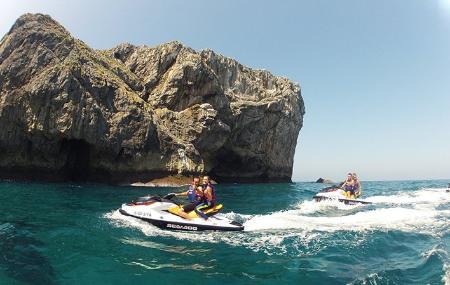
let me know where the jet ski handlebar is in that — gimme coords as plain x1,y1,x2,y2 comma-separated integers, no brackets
163,193,176,200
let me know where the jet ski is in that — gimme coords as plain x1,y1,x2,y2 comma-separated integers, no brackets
119,195,244,232
313,186,371,205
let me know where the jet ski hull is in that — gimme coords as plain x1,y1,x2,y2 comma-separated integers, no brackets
313,195,372,205
119,209,244,231
314,187,371,205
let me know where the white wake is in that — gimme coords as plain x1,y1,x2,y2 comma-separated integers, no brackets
105,187,450,254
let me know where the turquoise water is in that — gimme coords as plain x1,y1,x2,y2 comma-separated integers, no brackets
0,180,449,285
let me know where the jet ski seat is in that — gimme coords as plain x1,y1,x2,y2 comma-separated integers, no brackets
168,204,223,219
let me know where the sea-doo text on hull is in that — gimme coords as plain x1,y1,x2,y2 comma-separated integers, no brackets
119,196,244,232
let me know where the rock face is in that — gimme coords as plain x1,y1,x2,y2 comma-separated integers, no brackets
0,14,304,184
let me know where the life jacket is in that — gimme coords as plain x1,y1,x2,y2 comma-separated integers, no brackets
344,179,356,191
346,185,358,191
202,183,216,205
187,185,201,202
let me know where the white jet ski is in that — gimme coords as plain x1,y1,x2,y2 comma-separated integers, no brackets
119,195,244,232
313,186,371,205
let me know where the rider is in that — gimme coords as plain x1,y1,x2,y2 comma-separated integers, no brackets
174,177,203,219
341,173,357,198
195,176,216,220
352,173,362,198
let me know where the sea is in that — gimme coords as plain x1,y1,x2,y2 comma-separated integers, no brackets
0,179,449,285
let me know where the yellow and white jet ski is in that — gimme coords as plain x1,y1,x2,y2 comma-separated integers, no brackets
313,186,371,205
119,195,244,231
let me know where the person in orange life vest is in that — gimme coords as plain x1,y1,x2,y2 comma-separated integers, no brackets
195,176,217,220
352,173,362,198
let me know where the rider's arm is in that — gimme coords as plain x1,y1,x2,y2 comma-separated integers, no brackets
195,186,204,200
204,187,213,201
175,191,188,196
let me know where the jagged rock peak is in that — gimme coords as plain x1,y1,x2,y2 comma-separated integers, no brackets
0,14,305,184
8,13,68,34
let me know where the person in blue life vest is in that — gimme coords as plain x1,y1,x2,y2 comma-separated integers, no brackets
174,177,203,219
341,173,358,199
195,176,217,220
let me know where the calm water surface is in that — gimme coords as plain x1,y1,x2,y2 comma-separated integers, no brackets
0,180,449,284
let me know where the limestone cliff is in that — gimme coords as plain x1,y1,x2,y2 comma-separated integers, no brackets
0,14,304,184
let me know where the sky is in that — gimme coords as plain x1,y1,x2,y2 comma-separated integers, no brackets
1,0,449,181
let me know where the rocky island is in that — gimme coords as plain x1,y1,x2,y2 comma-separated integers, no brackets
0,14,305,185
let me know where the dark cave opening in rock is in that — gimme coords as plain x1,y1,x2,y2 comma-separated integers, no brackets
209,149,245,182
59,139,91,182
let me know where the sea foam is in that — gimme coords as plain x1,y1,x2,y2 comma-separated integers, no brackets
105,187,450,255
